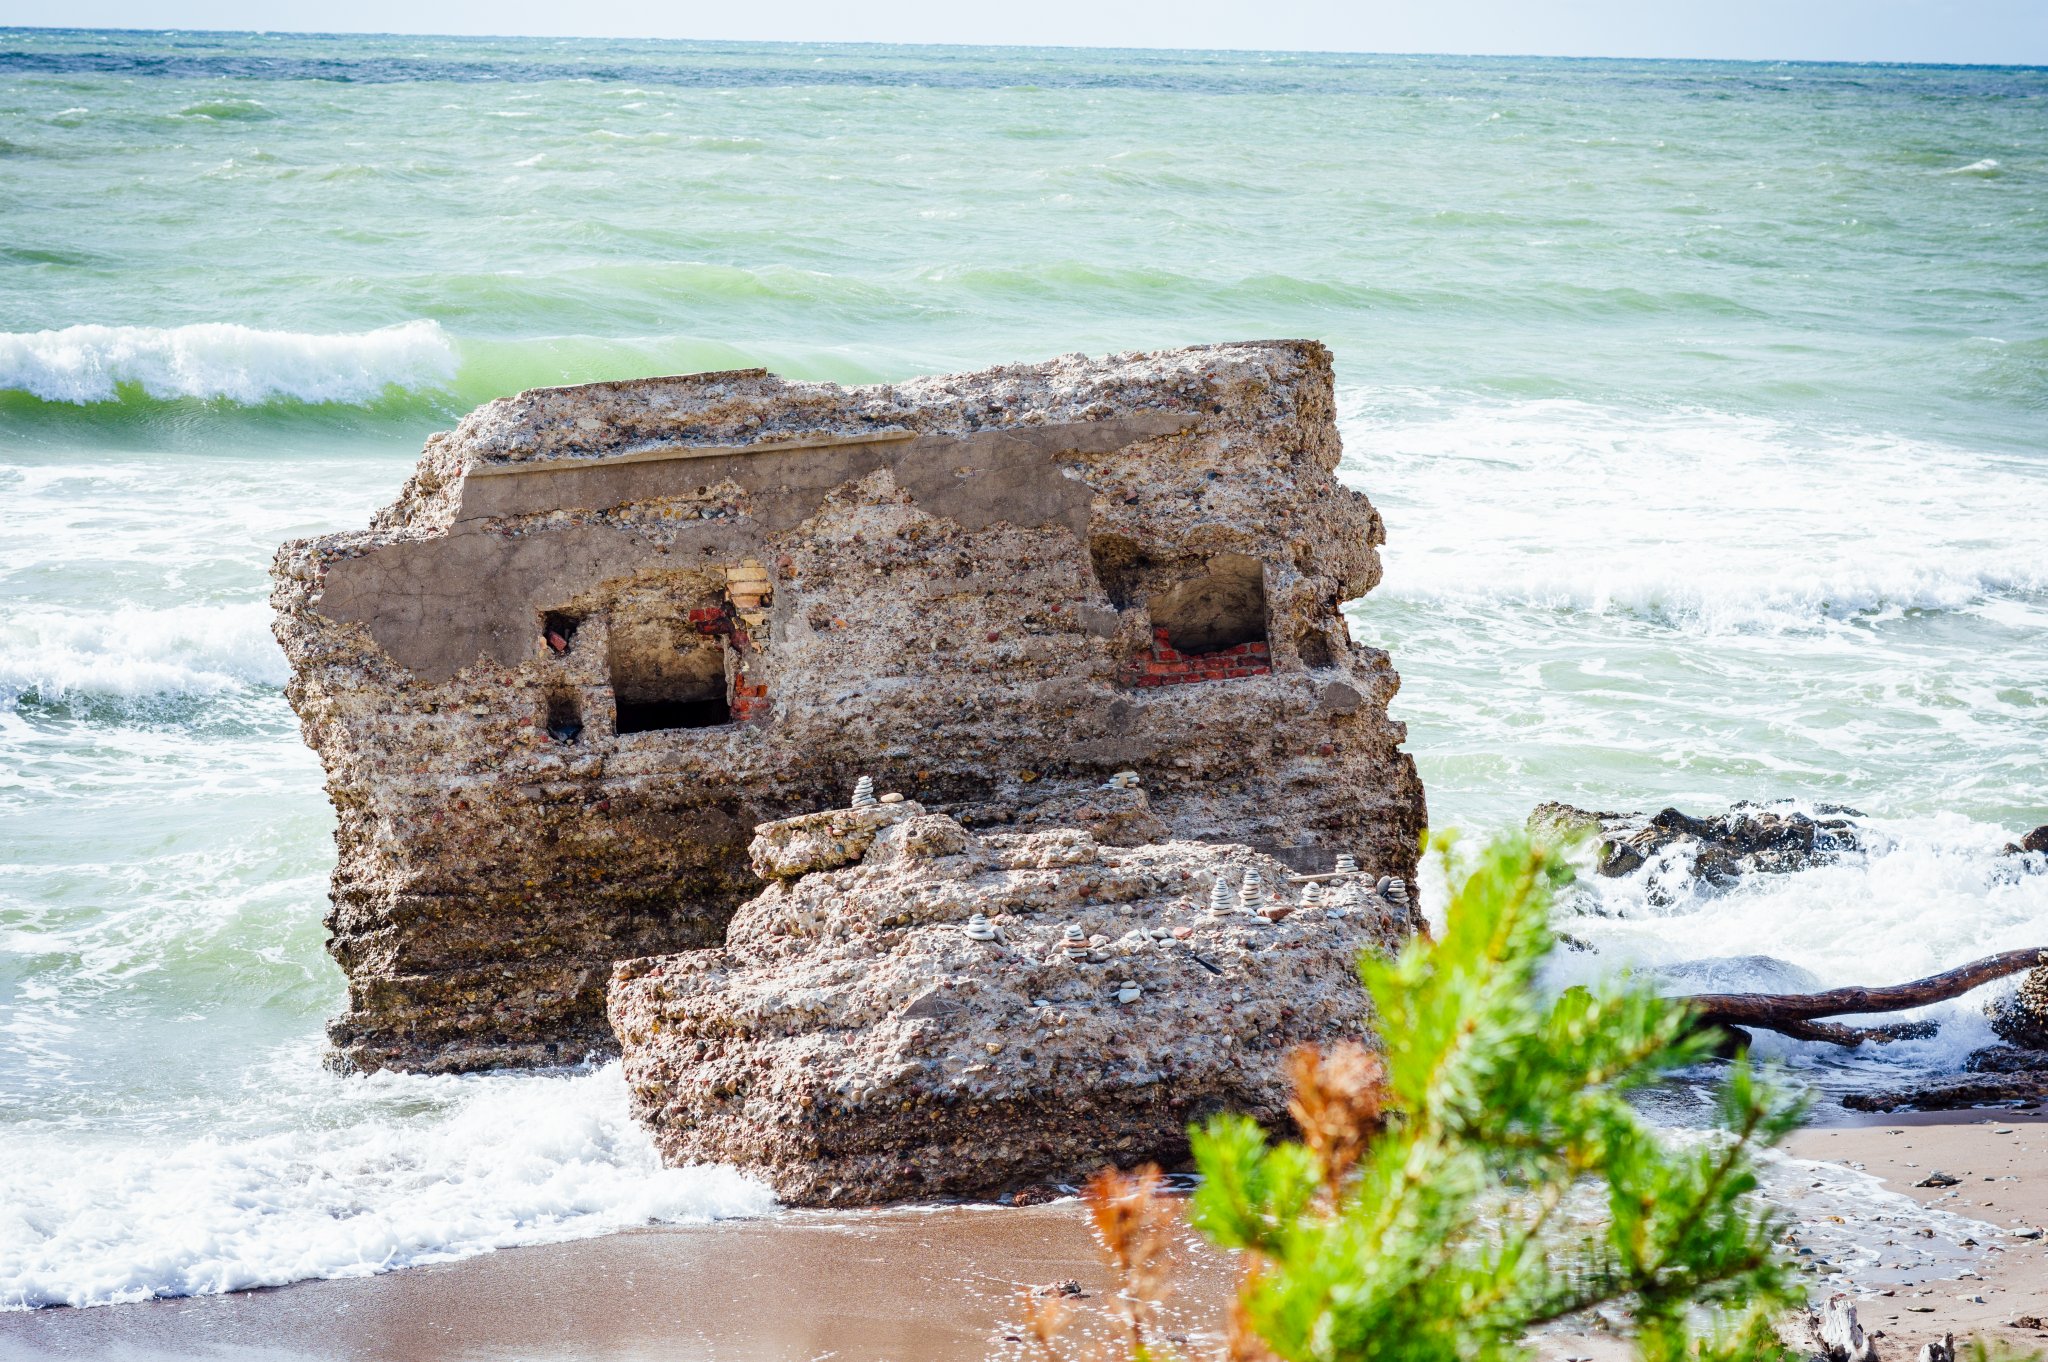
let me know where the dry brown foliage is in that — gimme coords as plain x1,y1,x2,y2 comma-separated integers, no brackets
1014,1042,1387,1360
1018,1287,1075,1361
1284,1040,1387,1192
1223,1265,1284,1362
1083,1163,1178,1351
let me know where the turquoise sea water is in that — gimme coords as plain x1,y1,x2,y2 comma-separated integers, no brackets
1,28,2044,1306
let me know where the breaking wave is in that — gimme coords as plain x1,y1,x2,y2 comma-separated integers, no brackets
0,1061,774,1309
1338,391,2048,634
0,603,286,707
1536,811,2048,1088
0,321,458,406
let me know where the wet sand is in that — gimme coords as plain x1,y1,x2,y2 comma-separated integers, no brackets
1779,1109,2048,1359
5,1110,2044,1362
0,1201,1235,1362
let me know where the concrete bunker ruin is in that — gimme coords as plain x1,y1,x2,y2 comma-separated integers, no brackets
272,341,1426,1074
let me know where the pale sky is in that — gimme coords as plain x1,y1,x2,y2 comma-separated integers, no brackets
2,0,2045,65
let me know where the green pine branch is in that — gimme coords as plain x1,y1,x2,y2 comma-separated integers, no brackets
1187,830,1811,1362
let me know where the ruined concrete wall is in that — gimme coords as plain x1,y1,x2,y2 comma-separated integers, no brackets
271,341,1426,1074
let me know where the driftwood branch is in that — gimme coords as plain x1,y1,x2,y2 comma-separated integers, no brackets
1678,947,2048,1048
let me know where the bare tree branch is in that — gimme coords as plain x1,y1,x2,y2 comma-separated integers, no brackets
1679,949,2048,1047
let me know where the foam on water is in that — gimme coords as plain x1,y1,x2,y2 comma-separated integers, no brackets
1758,1152,1997,1292
0,1060,774,1309
0,322,458,405
1340,391,2048,828
1341,391,2048,636
0,602,286,706
1530,813,2048,1085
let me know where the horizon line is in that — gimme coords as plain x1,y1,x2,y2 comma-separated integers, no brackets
3,23,2046,70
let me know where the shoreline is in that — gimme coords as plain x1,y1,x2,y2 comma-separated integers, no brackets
0,1200,1237,1362
1776,1109,2048,1359
6,1107,2045,1362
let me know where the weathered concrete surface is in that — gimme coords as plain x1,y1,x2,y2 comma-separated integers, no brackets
609,812,1411,1205
749,800,925,881
272,341,1425,1074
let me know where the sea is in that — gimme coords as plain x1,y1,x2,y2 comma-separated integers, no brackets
1,28,2043,1309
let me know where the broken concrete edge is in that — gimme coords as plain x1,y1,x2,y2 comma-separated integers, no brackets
316,340,1347,544
749,799,926,880
606,814,1410,1206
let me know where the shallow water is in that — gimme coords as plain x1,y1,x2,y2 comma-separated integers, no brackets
1,29,2044,1307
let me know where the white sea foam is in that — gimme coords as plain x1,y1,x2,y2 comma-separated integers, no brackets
0,602,286,704
1339,391,2048,634
0,321,458,404
1760,1153,1996,1291
1533,811,2048,1080
0,1062,775,1309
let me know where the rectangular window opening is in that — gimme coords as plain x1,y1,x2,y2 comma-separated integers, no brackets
541,611,582,656
607,602,734,735
615,693,731,733
544,689,583,743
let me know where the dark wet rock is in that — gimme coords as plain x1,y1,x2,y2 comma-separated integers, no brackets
1988,966,2048,1049
1527,800,1864,887
1842,1044,2048,1112
1964,1043,2048,1075
2002,825,2048,856
1843,1073,2048,1112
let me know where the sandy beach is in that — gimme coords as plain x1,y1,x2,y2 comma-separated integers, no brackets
1779,1110,2048,1359
2,1106,2041,1362
0,1199,1236,1362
